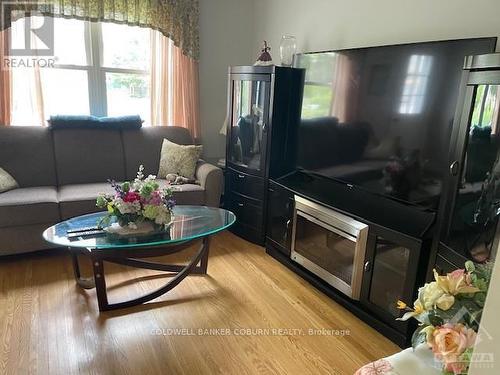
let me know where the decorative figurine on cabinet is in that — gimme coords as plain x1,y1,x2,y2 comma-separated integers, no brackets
254,41,273,66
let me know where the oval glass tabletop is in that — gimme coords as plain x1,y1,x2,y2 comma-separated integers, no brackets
43,206,236,249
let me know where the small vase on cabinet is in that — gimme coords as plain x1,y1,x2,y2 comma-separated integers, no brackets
280,35,297,67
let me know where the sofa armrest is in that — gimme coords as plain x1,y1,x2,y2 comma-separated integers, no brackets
195,161,223,207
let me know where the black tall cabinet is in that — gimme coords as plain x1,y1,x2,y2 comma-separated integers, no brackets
225,66,305,244
430,53,500,275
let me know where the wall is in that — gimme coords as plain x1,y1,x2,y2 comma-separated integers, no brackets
252,0,500,56
198,0,255,159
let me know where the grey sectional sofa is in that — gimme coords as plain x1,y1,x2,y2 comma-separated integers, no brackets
0,126,223,256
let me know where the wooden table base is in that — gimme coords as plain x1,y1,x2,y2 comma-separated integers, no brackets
70,236,210,311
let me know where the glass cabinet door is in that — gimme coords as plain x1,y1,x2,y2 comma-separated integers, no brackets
444,84,500,264
228,77,270,174
367,238,411,318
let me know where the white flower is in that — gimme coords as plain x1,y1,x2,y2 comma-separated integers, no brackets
153,206,171,225
418,281,455,311
114,198,141,214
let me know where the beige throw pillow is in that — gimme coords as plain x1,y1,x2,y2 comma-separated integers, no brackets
0,167,19,193
158,139,203,180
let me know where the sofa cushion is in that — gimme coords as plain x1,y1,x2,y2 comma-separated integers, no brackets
158,139,203,180
158,180,205,206
0,223,57,255
58,183,116,219
122,126,194,180
0,167,19,193
0,186,60,227
52,128,126,185
0,126,58,187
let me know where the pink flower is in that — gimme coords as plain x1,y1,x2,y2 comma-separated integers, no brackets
354,359,393,375
146,191,163,206
123,191,141,203
427,323,476,374
449,269,474,285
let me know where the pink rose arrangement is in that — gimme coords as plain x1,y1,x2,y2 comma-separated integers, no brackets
96,165,175,229
427,323,477,375
396,261,492,374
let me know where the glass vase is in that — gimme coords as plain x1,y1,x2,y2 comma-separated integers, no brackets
280,35,297,67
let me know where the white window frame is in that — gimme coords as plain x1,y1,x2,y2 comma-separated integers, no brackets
51,21,149,117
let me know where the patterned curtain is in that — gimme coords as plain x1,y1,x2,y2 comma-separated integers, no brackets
1,0,199,60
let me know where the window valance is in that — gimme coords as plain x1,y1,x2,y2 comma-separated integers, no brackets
1,0,200,60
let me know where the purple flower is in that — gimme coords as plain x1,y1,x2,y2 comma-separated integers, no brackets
165,198,176,210
108,179,124,197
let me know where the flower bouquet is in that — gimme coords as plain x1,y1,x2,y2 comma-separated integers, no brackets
96,165,175,236
396,261,492,375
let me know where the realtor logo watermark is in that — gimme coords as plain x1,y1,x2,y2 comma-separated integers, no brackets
1,1,55,68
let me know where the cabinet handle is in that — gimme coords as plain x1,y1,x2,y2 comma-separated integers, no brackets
364,261,371,272
449,161,459,176
237,203,244,207
237,174,245,179
284,219,292,242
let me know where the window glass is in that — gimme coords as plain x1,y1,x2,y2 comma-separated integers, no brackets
102,23,150,70
41,69,90,115
11,68,40,125
106,73,150,123
296,52,337,119
472,85,499,127
9,18,150,124
53,18,87,66
301,85,332,119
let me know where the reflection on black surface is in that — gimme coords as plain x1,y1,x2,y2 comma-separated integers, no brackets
229,80,267,171
294,39,495,208
444,85,500,263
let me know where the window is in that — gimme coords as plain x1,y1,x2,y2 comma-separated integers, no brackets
10,18,151,125
471,85,499,128
298,53,337,119
399,55,433,115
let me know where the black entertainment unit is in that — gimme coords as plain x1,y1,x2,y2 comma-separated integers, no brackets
265,174,433,346
224,38,498,347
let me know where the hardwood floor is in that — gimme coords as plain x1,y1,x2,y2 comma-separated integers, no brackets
0,231,398,375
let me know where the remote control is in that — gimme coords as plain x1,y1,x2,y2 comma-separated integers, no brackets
67,226,102,234
67,229,106,240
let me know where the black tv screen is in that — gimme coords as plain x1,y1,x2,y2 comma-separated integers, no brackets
293,38,496,208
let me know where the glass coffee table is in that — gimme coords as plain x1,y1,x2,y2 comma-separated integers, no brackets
43,206,235,311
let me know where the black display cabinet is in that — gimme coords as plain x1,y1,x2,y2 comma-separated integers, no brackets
224,66,304,244
430,53,500,275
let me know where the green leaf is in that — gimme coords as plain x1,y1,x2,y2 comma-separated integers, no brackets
465,260,475,273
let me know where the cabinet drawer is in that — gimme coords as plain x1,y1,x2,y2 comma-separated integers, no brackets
227,169,265,200
227,193,264,231
231,221,265,245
